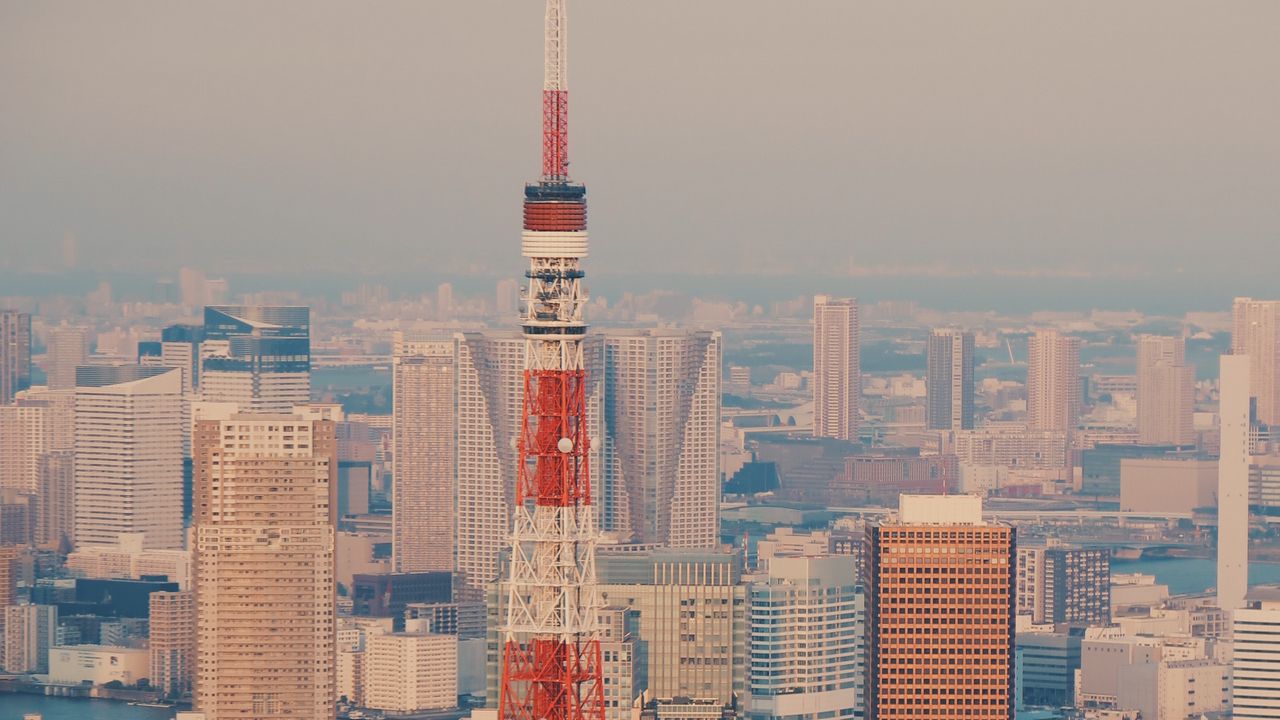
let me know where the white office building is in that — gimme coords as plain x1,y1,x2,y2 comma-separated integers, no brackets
74,366,183,550
747,555,864,720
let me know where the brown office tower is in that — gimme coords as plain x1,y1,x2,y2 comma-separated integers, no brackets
193,410,337,719
866,495,1015,720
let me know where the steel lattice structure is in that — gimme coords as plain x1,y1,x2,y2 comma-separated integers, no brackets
498,3,604,720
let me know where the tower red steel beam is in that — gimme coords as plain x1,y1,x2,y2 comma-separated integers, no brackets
499,3,603,720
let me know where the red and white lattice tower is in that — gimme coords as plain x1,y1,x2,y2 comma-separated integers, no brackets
498,3,604,720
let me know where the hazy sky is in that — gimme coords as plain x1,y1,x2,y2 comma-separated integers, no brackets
2,1,1277,281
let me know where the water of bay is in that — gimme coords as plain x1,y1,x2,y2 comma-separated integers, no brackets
1112,558,1280,596
0,695,176,720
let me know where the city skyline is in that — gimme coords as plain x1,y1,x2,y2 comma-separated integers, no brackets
3,3,1280,720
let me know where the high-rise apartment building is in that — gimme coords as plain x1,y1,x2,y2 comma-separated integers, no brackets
747,555,863,720
74,366,183,550
813,296,860,441
46,325,89,391
1135,335,1195,446
602,329,721,547
150,590,195,698
391,335,456,573
0,310,31,404
1233,298,1280,427
1234,591,1280,720
1026,330,1081,433
927,329,975,431
193,410,336,719
200,306,310,412
866,495,1015,720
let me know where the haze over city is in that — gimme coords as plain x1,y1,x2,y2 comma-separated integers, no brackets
4,3,1280,720
3,2,1278,287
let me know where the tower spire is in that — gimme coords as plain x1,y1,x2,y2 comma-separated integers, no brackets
542,0,570,180
499,3,603,720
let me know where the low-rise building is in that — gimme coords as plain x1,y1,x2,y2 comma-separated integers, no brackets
1119,458,1217,514
65,532,191,588
363,631,457,713
49,644,149,685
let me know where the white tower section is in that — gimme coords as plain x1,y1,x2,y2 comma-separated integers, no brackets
1219,353,1250,612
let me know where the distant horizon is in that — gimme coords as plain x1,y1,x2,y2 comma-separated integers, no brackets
0,266,1269,316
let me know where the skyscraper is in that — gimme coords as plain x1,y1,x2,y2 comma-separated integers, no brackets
1136,335,1195,446
1233,298,1280,427
866,495,1015,720
200,306,310,412
0,310,31,404
74,366,183,550
455,331,527,593
748,555,863,720
926,328,975,431
193,410,336,719
813,296,860,441
1218,354,1250,612
392,335,456,573
601,329,721,547
149,590,195,698
1026,330,1081,433
46,325,89,391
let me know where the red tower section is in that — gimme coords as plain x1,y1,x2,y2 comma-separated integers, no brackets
498,5,603,720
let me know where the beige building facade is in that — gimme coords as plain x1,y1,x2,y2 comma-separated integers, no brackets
193,411,336,720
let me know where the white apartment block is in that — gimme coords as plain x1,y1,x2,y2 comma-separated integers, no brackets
363,632,458,714
74,366,183,550
602,329,720,548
